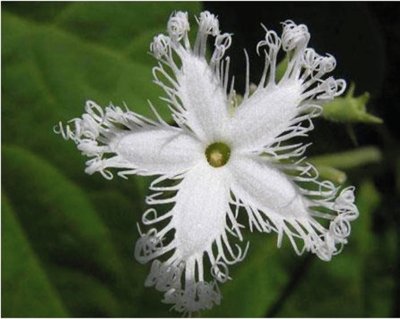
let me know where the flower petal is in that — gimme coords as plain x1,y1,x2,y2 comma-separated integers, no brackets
228,21,345,153
172,163,230,259
150,11,233,143
55,100,202,179
229,81,304,151
229,154,307,218
229,154,358,261
175,53,229,142
135,161,247,314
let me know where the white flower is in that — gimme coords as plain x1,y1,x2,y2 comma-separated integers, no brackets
55,11,359,315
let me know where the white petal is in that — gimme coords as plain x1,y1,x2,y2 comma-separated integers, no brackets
228,154,358,261
229,153,307,218
228,21,345,153
114,126,201,176
151,11,232,143
176,54,229,142
55,100,202,179
172,162,230,258
135,161,246,313
228,81,304,151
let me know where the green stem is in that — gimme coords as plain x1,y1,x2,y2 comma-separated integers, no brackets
309,146,382,170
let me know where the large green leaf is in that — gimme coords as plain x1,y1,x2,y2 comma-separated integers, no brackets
87,190,159,316
2,145,134,316
55,2,200,53
1,194,68,317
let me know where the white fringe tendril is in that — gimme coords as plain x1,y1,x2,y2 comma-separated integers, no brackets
54,100,171,180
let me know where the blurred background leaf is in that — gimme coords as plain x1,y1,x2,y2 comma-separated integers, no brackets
2,2,399,318
2,145,134,316
2,194,68,317
205,233,290,317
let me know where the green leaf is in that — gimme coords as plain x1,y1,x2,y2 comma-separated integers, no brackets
89,189,182,317
47,266,122,317
205,233,289,317
55,2,201,53
2,145,133,316
353,181,381,254
4,2,71,23
355,181,396,317
322,83,383,124
1,193,68,317
87,190,151,315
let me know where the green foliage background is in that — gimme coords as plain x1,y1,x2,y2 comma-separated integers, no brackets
1,2,398,317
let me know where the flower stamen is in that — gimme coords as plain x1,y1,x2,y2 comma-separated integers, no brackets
205,142,231,167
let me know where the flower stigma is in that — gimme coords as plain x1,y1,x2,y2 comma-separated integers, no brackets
205,142,231,167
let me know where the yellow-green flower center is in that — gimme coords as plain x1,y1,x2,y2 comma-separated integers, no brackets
205,142,231,168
